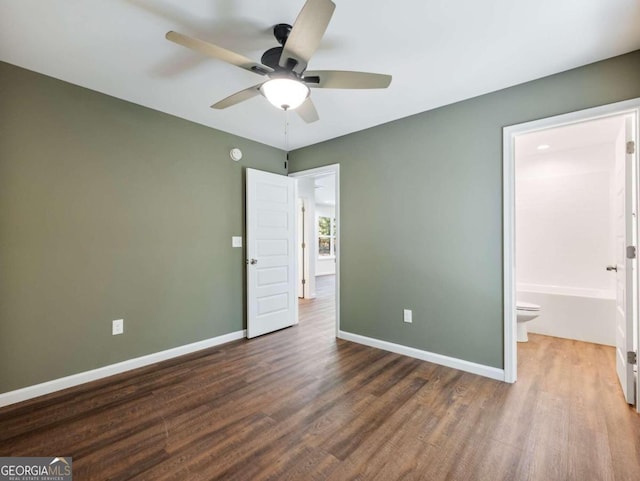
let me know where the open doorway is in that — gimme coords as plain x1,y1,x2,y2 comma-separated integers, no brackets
289,165,340,337
503,99,640,411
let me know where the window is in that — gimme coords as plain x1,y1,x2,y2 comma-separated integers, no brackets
318,215,336,258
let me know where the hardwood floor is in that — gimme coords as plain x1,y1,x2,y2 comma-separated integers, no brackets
1,275,639,480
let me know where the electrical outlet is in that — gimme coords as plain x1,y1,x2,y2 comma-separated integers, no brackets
112,319,124,335
403,309,412,323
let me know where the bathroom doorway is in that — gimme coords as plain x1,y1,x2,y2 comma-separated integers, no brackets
503,98,640,411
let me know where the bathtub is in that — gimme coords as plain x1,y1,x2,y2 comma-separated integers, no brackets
516,283,616,346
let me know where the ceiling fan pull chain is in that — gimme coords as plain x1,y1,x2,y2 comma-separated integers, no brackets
285,109,290,152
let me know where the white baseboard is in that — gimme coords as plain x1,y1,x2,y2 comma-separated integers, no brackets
0,330,246,408
338,330,505,382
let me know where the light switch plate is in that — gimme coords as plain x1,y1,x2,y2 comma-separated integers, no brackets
112,319,124,335
232,236,243,248
403,309,412,323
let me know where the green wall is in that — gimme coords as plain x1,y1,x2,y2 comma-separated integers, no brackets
289,50,640,369
0,62,285,393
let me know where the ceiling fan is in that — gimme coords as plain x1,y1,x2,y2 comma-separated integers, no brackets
165,0,392,123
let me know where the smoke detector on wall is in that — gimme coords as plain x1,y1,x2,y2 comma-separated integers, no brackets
230,148,243,161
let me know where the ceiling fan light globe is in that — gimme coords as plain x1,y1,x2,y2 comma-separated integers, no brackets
260,78,310,111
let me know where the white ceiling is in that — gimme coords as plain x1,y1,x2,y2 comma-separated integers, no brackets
515,115,626,180
1,0,639,151
516,115,627,158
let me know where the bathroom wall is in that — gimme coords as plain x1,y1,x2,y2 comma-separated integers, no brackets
516,138,619,345
316,204,336,276
516,142,616,293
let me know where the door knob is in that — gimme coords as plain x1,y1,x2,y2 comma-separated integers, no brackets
249,258,258,265
606,265,617,272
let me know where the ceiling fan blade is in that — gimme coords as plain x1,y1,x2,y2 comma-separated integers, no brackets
296,97,319,123
211,84,264,109
303,70,392,89
279,0,336,74
166,31,273,76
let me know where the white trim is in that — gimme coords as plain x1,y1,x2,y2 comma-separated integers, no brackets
290,164,341,336
0,330,246,408
503,126,517,383
289,165,339,178
338,330,505,382
503,97,640,389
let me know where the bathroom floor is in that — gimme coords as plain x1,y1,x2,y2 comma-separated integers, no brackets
516,332,639,477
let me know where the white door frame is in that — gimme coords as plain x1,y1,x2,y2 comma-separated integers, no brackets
503,98,640,407
289,164,340,335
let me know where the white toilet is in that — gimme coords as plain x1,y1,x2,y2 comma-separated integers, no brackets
516,301,541,342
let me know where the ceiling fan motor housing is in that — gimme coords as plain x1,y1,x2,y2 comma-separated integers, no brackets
273,24,292,45
261,47,285,71
261,24,300,74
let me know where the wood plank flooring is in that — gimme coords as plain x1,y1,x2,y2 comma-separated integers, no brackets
1,274,640,480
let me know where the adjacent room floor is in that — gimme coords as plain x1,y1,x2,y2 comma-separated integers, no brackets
1,279,639,480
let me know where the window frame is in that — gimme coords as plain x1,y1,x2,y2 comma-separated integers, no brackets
317,215,336,259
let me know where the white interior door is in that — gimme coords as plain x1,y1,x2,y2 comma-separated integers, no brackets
246,168,298,338
614,116,636,404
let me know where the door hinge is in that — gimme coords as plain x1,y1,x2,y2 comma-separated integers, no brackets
301,242,306,249
627,246,636,259
302,279,306,285
301,206,306,213
628,351,637,365
627,140,636,155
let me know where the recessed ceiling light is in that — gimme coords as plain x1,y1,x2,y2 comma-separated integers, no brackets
537,144,550,150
